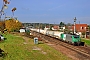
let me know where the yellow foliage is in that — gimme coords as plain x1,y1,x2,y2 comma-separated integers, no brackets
0,21,5,31
5,19,22,32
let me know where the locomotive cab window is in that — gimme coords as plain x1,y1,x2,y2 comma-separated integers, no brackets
74,35,79,38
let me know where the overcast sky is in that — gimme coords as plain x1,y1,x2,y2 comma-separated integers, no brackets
0,0,90,24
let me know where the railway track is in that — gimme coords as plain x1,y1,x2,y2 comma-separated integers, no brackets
31,31,90,59
49,37,90,57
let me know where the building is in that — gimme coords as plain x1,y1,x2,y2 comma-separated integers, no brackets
19,28,26,33
60,26,65,31
44,26,50,30
72,24,88,32
69,24,88,38
52,25,59,30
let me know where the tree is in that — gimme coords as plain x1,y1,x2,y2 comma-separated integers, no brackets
59,22,65,32
50,25,53,30
12,7,17,17
5,18,22,32
82,32,85,38
0,21,5,31
59,22,65,27
66,23,72,26
41,24,45,30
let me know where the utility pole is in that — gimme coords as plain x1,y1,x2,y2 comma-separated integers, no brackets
74,17,77,34
89,24,90,39
39,23,40,33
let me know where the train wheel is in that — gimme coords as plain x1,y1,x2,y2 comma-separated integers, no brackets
74,42,78,46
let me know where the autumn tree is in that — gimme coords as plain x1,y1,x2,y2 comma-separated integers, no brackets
5,18,22,32
0,21,5,31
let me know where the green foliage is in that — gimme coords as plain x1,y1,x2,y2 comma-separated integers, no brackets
82,32,85,35
59,22,65,27
64,29,72,34
81,38,90,46
41,24,45,30
50,25,53,30
89,25,90,30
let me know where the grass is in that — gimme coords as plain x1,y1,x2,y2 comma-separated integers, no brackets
81,38,90,46
0,33,71,60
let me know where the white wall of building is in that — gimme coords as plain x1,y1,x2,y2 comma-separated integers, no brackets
20,29,25,33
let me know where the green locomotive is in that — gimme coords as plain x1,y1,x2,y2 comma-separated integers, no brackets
60,34,84,46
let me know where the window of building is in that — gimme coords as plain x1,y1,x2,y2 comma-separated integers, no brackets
81,26,84,30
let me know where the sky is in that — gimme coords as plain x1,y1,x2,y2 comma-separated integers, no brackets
0,0,90,24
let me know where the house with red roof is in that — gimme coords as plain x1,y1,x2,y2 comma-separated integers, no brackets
68,24,88,38
52,25,59,30
72,24,88,32
44,26,50,30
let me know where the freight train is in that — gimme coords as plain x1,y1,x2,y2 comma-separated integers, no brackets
45,31,84,46
30,29,84,46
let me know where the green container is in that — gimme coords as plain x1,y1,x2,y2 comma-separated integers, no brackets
60,34,66,41
26,30,30,35
60,34,63,39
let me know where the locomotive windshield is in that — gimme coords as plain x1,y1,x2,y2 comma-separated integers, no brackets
74,35,79,38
